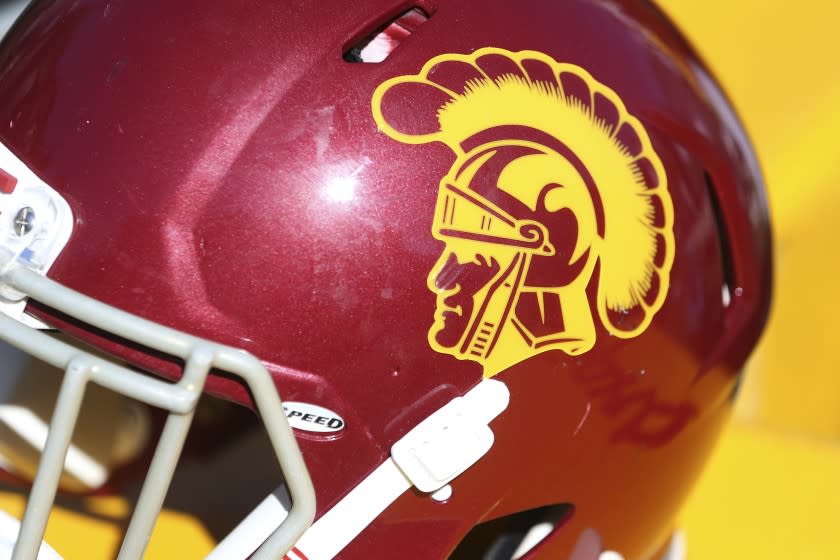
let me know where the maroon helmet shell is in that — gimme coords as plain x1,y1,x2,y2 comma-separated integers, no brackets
0,0,771,559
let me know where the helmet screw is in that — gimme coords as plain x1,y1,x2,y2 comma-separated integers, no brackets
14,206,35,236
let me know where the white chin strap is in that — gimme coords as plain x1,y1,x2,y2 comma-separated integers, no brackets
210,378,688,560
209,379,511,560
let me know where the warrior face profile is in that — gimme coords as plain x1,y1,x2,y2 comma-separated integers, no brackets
373,48,674,378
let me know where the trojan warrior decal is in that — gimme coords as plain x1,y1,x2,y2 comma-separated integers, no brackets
372,48,674,378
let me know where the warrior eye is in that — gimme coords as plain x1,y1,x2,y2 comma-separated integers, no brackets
343,7,430,63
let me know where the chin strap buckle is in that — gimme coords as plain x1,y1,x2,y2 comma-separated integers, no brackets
390,379,510,493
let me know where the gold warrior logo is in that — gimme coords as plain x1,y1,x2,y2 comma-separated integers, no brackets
372,48,675,378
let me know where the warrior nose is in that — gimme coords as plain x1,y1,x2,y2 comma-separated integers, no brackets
434,252,461,290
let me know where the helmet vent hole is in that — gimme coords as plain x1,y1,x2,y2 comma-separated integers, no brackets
704,171,736,308
343,7,429,63
448,503,574,560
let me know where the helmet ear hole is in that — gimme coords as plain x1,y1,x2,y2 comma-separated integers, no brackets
448,503,574,560
704,170,736,308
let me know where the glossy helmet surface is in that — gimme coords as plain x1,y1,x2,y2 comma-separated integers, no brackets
0,0,771,559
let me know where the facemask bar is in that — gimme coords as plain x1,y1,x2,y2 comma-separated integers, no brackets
0,264,316,560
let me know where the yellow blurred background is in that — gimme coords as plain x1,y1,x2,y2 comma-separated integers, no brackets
659,1,840,557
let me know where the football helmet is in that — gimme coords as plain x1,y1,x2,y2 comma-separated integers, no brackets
0,0,771,559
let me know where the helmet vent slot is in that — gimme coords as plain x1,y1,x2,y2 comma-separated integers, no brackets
705,170,736,308
343,7,429,63
448,503,574,559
